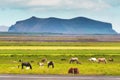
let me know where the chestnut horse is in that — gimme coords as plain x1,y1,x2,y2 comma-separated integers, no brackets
97,58,107,64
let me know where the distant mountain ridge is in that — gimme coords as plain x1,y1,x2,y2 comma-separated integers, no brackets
8,16,117,34
0,26,9,32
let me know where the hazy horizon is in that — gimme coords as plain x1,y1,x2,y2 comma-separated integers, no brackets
0,0,120,33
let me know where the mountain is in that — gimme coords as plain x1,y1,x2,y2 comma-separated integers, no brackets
8,16,117,34
0,26,9,32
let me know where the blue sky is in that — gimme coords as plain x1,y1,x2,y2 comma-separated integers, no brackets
0,0,120,32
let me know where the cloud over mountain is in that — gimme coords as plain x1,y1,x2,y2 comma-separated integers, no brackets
0,0,112,11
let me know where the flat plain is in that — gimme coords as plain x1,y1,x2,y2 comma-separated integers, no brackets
0,35,120,75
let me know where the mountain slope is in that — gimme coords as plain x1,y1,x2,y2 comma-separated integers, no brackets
8,16,117,34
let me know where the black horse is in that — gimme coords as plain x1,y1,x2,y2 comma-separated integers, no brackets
48,61,54,68
21,62,32,69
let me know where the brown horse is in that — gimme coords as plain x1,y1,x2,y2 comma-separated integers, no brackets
108,58,114,62
41,58,47,63
68,67,79,74
97,58,107,64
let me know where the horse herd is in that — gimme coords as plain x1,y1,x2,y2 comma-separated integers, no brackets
18,58,54,70
88,57,114,63
18,57,113,70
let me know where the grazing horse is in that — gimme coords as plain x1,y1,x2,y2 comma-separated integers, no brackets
97,58,107,64
38,62,44,67
108,58,114,62
48,61,54,68
18,59,22,62
68,67,79,74
41,58,47,63
21,62,32,69
69,57,80,64
61,58,66,61
88,58,97,62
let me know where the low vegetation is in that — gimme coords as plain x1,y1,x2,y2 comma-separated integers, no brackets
0,49,120,75
0,39,120,75
0,41,120,46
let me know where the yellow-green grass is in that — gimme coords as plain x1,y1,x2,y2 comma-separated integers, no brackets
0,49,120,75
0,61,120,75
0,41,120,46
0,46,120,50
0,41,120,75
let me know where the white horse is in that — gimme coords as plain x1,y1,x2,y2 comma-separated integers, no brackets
88,58,97,62
37,62,44,67
69,57,80,64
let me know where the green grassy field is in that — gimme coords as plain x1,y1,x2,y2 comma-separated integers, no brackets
0,41,120,75
0,41,120,46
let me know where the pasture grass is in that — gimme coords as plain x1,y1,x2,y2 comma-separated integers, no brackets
0,41,120,75
0,49,120,75
0,49,120,56
0,59,120,75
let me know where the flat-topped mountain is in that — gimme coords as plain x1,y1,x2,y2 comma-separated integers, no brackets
8,16,117,34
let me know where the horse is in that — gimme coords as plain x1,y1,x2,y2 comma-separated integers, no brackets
48,61,54,68
88,58,97,62
69,57,81,64
97,58,107,64
68,68,74,74
61,58,66,61
41,58,47,63
18,59,22,62
21,62,32,69
38,62,44,67
108,58,114,62
68,67,79,74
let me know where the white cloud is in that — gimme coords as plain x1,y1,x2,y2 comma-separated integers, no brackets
61,0,110,10
0,0,112,11
27,0,61,6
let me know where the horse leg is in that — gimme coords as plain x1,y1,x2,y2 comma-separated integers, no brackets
105,60,107,64
76,61,78,64
98,61,100,64
69,60,72,64
48,64,49,68
52,64,54,68
29,64,32,69
21,64,24,69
